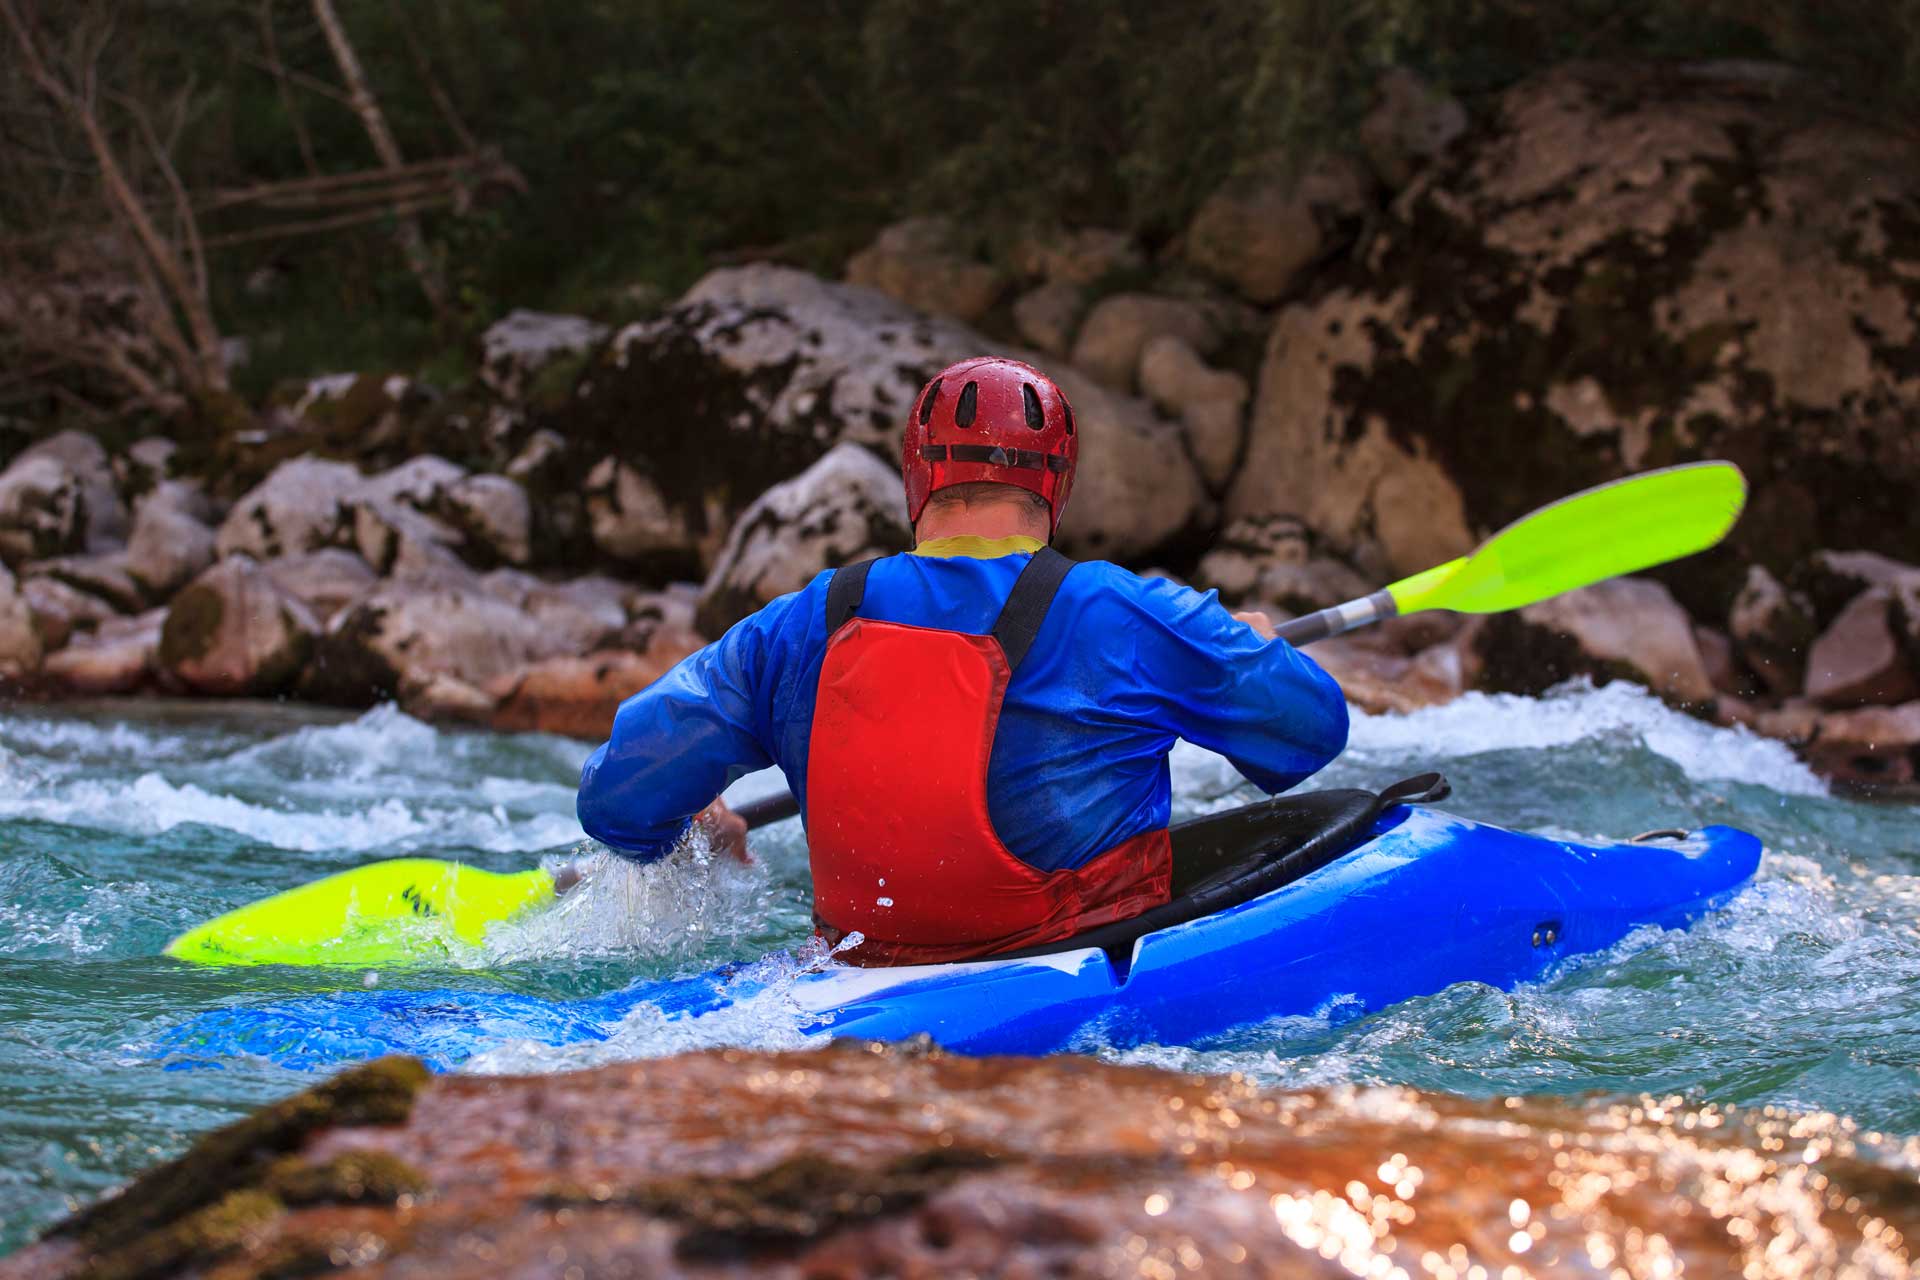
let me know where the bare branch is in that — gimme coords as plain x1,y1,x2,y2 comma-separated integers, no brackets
256,0,321,175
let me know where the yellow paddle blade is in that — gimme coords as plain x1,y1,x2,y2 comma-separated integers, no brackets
1385,462,1747,616
163,859,555,967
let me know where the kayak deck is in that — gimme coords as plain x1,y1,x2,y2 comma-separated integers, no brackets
156,805,1761,1071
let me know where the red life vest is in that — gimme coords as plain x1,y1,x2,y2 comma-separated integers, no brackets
806,548,1172,966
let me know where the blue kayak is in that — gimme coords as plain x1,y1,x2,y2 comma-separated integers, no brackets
156,780,1761,1072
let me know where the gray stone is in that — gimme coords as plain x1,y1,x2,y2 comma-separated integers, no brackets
1728,565,1816,697
480,309,608,404
0,562,41,677
42,609,162,695
1012,281,1086,357
125,481,217,599
1070,293,1221,391
259,549,377,624
442,474,532,567
696,442,910,633
1137,335,1249,491
1483,578,1716,704
1804,588,1918,708
21,576,117,651
216,456,362,560
1184,154,1372,304
844,216,1007,323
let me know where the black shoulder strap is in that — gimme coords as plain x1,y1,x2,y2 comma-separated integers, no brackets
824,558,876,633
990,545,1075,672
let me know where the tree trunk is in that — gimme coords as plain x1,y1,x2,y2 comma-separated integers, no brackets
310,0,451,319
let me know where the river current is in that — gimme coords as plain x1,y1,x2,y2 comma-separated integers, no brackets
1,684,1915,1251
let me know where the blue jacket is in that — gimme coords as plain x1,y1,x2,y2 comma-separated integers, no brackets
579,538,1349,867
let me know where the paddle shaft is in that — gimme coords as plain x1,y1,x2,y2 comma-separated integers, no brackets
732,790,801,827
1272,589,1399,646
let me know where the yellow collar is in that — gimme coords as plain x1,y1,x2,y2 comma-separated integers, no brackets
910,534,1046,560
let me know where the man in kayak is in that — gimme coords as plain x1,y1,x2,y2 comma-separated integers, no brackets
578,356,1348,964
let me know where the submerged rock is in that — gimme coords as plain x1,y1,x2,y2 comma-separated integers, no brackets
11,1046,1915,1280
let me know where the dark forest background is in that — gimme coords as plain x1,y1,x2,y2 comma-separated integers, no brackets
3,0,1915,420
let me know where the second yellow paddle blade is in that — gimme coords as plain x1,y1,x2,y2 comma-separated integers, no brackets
164,859,555,967
1388,462,1747,616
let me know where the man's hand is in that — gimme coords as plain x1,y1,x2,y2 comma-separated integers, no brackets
1233,609,1278,640
697,797,752,863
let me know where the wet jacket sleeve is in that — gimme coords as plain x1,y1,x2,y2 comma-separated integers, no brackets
576,594,797,861
1130,577,1349,794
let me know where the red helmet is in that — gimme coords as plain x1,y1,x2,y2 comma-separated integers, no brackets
902,356,1078,536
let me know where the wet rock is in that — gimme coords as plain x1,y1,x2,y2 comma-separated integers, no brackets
1011,225,1143,286
480,308,609,404
1478,578,1715,704
310,571,585,705
159,556,318,696
1010,280,1085,356
844,216,1007,324
258,550,377,625
1804,588,1919,708
1185,153,1373,305
1803,700,1920,790
489,638,704,740
1228,62,1920,593
1729,564,1815,697
216,456,361,561
1312,632,1471,715
1069,292,1221,391
125,481,217,599
0,562,42,677
14,1047,1918,1280
441,474,532,567
42,608,163,695
21,576,117,651
1137,335,1248,491
1753,696,1824,745
696,442,911,634
1357,68,1469,188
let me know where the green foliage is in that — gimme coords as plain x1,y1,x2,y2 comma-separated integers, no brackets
12,0,1920,395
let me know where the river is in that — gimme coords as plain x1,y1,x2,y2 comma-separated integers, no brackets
2,683,1915,1252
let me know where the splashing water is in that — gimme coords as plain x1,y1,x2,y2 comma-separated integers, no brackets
0,683,1915,1253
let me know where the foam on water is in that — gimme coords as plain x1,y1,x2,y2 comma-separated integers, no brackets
0,688,1915,1254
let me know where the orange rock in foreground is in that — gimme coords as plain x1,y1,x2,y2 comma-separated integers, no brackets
7,1045,1915,1278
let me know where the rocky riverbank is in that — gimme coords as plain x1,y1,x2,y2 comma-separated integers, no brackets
1,60,1918,790
5,1042,1913,1278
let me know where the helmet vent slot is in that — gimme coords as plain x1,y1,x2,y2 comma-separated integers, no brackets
1062,402,1075,435
955,381,979,428
918,378,943,425
1022,384,1045,431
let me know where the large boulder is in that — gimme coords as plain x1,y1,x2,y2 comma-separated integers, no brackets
1137,335,1248,492
844,216,1007,324
696,442,911,634
158,556,318,696
1069,293,1221,391
124,481,217,600
1184,154,1373,305
0,431,126,566
21,576,117,651
1227,62,1920,600
1011,226,1142,286
1192,514,1371,614
548,265,1205,567
441,473,532,566
1476,577,1716,704
216,456,361,560
479,309,608,405
1010,281,1085,356
489,638,704,741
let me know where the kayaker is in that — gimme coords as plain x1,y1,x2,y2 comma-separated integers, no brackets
578,356,1348,964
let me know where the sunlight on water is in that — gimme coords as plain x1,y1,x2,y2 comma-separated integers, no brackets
0,684,1915,1252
